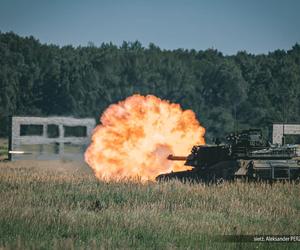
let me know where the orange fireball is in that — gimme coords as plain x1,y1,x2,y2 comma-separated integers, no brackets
85,94,205,182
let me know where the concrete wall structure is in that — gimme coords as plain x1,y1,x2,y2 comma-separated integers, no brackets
10,116,95,161
272,123,300,144
273,123,300,156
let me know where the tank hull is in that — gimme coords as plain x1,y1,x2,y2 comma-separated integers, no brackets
156,159,300,182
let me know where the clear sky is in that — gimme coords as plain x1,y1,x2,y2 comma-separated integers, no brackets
0,0,299,55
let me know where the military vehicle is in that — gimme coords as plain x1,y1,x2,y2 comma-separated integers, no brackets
156,129,300,182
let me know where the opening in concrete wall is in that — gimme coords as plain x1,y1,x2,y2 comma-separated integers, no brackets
20,125,43,136
64,126,87,137
285,135,300,144
47,124,59,138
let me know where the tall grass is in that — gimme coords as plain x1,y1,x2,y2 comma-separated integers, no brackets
0,162,299,249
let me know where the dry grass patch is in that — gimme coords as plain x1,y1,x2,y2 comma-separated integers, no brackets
0,160,299,249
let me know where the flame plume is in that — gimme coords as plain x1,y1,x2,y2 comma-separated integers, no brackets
85,94,205,182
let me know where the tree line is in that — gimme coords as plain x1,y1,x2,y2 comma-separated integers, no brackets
0,32,300,142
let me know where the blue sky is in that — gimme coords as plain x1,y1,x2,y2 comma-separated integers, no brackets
0,0,299,55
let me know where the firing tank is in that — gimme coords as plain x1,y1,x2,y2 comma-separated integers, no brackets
156,129,300,182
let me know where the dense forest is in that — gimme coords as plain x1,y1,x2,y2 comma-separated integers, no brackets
0,32,300,141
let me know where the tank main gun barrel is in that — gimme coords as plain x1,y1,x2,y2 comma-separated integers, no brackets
167,154,188,161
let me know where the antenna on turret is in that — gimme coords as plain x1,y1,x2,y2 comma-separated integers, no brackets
282,102,286,145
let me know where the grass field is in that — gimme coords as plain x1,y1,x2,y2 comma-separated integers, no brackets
0,160,299,249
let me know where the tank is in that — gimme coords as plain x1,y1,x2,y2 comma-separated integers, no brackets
156,129,300,182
